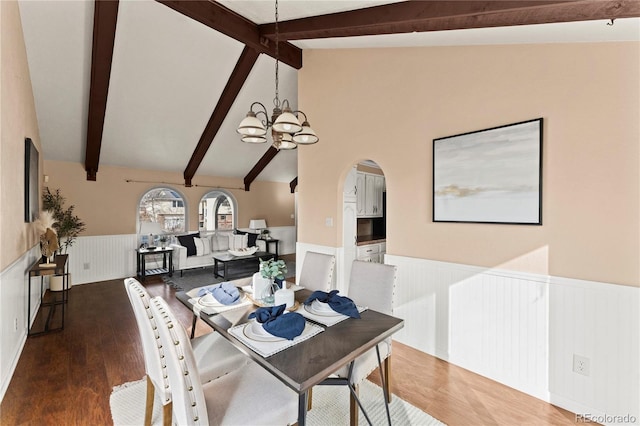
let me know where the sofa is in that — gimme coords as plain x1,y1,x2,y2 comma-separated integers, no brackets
170,230,259,274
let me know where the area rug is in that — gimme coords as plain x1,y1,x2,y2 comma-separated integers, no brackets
110,377,445,425
162,259,295,292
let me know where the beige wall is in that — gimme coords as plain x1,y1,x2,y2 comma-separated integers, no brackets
298,43,639,287
43,160,295,236
0,0,42,271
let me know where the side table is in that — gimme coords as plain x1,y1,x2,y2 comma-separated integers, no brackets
136,247,173,280
259,238,279,259
27,254,69,337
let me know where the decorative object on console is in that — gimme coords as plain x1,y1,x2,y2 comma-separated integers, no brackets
433,118,543,225
236,0,318,150
34,210,58,266
42,187,86,254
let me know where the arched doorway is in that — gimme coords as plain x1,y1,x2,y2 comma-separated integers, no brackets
340,160,387,293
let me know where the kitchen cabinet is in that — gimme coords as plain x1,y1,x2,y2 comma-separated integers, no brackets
357,242,386,263
356,172,384,218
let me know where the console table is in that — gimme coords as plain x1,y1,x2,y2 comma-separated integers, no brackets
136,247,173,280
27,254,69,337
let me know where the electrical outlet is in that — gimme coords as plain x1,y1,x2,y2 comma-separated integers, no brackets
83,262,90,270
573,354,590,376
14,318,18,332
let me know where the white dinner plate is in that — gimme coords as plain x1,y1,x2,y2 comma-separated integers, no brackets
304,301,342,317
198,292,246,307
242,321,285,342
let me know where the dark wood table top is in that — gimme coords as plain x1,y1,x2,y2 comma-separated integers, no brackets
176,288,404,393
28,254,68,277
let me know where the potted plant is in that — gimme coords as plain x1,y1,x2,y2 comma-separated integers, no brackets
258,258,288,304
42,187,86,290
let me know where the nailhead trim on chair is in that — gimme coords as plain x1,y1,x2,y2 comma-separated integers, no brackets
152,298,202,424
129,281,172,402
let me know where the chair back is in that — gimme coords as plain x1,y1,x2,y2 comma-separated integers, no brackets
123,278,171,404
149,296,208,426
348,261,397,315
299,252,336,292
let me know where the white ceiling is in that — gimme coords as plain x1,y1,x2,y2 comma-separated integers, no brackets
18,0,640,184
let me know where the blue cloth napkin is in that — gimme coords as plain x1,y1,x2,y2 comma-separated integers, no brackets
197,282,240,305
304,290,361,319
248,305,306,340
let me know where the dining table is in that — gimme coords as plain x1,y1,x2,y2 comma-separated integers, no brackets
176,283,404,426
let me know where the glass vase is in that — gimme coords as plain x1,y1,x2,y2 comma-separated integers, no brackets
262,280,281,305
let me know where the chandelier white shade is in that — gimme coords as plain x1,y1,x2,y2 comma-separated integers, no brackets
237,0,318,150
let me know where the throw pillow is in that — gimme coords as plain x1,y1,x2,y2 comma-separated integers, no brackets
234,229,258,247
193,237,211,256
177,234,197,257
212,233,230,251
247,232,259,247
228,234,248,251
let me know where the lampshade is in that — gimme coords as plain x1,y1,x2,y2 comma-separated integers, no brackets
139,221,163,235
276,132,297,150
237,111,267,136
241,134,267,143
292,121,319,144
249,219,267,230
272,106,302,133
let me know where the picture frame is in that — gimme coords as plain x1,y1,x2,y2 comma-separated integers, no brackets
24,137,39,223
433,118,543,225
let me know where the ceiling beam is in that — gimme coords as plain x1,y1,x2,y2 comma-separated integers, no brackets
183,46,260,187
244,147,279,191
85,0,119,181
259,0,640,40
289,177,298,194
156,0,302,69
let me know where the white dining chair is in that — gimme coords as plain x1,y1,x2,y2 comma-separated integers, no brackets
123,278,249,426
298,251,336,292
149,295,299,426
340,260,397,425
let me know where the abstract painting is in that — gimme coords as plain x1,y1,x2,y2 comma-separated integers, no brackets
433,118,543,224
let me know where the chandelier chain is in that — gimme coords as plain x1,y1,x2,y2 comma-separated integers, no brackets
274,0,280,109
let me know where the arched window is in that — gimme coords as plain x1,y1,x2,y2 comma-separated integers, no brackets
138,187,186,235
199,190,236,232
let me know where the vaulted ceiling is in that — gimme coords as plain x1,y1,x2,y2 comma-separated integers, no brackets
18,0,640,190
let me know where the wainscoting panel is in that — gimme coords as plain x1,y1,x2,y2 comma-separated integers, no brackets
549,277,639,423
386,254,639,423
0,245,41,401
385,254,550,400
66,234,138,285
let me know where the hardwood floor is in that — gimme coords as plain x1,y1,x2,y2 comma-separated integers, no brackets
1,276,579,425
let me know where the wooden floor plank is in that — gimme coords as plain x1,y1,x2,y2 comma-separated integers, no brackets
0,276,579,425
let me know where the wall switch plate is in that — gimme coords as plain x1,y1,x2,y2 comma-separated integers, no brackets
573,354,590,376
325,217,333,227
83,262,90,270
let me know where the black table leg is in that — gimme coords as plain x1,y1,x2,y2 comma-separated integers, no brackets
298,391,308,426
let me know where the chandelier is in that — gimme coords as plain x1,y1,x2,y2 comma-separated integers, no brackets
236,0,318,150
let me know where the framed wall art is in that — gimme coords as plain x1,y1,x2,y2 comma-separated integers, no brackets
433,118,543,225
24,137,39,223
